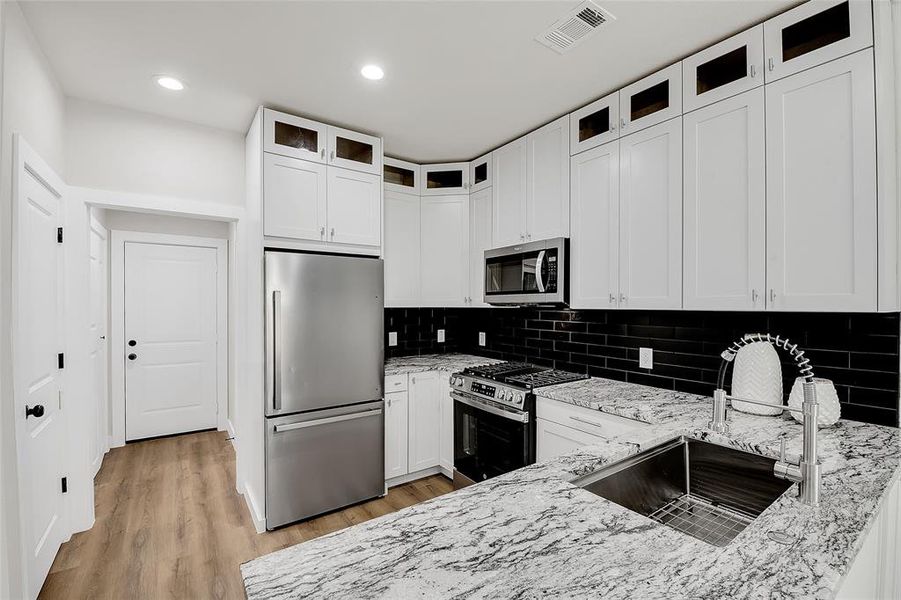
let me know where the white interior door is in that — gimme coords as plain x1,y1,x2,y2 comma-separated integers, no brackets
89,218,108,475
14,146,67,600
124,242,218,440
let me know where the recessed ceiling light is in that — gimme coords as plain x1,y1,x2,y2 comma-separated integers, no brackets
360,65,384,81
155,75,185,91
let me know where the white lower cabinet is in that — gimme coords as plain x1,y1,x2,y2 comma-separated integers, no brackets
384,390,409,480
683,88,766,310
408,372,441,473
385,370,455,485
420,194,469,307
765,50,877,312
619,117,682,309
535,397,648,461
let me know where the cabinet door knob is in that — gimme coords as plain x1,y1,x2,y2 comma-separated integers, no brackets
320,226,325,238
609,293,616,304
128,353,137,361
770,289,776,303
330,228,335,238
621,118,626,129
619,293,627,303
25,404,45,419
330,150,335,161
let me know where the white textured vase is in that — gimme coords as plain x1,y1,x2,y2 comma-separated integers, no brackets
731,341,783,416
788,377,841,427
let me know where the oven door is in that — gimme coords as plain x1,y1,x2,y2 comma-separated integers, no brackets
453,391,534,485
484,238,566,305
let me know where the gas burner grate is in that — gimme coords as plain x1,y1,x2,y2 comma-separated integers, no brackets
506,369,589,388
463,362,537,379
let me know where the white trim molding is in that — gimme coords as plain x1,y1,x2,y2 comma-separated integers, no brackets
72,186,244,222
109,230,229,446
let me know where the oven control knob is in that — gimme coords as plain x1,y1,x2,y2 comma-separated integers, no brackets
504,390,514,401
514,393,523,404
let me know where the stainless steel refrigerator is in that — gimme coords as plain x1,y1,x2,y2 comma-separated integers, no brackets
264,250,385,529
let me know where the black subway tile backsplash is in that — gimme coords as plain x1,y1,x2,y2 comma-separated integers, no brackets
385,307,899,427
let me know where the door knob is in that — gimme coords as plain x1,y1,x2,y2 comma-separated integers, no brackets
128,339,137,347
25,404,45,419
128,353,137,361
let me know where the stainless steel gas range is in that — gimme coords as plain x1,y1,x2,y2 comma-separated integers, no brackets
448,362,588,488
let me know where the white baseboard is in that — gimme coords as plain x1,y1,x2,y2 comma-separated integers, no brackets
225,419,237,444
242,483,266,533
386,466,450,489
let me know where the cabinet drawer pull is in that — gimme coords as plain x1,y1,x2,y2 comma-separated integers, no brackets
330,150,336,161
609,293,616,304
770,288,776,303
569,415,604,429
751,289,759,303
768,57,775,72
749,64,757,78
320,148,325,160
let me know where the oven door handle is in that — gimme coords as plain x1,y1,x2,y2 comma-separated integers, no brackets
451,391,529,423
535,250,546,293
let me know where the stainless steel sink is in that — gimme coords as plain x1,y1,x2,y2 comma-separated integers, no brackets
574,437,792,547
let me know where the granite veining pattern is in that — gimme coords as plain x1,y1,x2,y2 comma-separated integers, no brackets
243,368,901,600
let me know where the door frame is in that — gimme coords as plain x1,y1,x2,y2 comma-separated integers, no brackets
109,230,227,446
10,134,70,599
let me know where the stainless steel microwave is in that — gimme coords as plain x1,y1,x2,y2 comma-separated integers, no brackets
484,237,568,305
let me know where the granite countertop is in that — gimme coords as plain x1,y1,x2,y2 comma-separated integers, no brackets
384,353,503,376
243,371,901,600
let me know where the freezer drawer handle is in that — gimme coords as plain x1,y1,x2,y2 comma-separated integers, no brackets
272,290,282,411
273,408,383,433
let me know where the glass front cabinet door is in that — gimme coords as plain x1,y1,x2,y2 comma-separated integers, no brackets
763,0,872,82
469,153,492,193
569,91,619,155
682,26,764,112
422,163,470,196
327,126,382,175
619,63,683,135
384,157,420,195
264,109,327,163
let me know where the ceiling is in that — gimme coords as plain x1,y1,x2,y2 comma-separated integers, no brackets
20,0,797,163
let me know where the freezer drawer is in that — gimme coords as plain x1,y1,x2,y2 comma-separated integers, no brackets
265,400,385,529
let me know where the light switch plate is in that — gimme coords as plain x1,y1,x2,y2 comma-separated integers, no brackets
639,347,653,369
388,332,398,347
478,332,486,347
437,329,445,343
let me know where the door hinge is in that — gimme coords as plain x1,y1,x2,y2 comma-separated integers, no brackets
58,353,65,369
57,227,63,243
61,477,68,494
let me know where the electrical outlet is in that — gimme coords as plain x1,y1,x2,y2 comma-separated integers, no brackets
478,332,486,347
388,332,398,347
437,329,445,343
639,347,653,369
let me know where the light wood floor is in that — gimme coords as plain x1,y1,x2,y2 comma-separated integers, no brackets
39,430,453,600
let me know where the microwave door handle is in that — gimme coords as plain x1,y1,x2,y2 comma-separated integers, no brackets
272,290,282,412
535,250,546,293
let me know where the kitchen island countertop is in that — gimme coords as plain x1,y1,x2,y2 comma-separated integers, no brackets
243,364,901,600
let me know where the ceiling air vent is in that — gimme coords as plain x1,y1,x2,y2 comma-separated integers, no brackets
535,1,615,54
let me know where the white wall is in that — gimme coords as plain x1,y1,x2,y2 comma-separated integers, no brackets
66,98,244,206
0,2,67,598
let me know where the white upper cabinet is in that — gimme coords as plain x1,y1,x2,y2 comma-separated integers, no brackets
263,109,327,163
684,88,766,311
263,153,327,241
619,117,683,309
384,190,421,307
570,91,620,155
469,152,492,193
326,167,381,246
527,115,570,242
327,125,382,175
765,50,876,312
570,140,619,309
764,0,872,83
492,137,528,247
683,26,764,112
422,163,470,196
421,194,469,307
384,157,420,195
468,187,493,307
619,63,683,135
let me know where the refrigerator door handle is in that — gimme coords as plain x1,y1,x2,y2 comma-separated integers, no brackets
273,408,383,433
273,290,282,411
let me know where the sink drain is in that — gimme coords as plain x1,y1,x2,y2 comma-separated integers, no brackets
767,530,797,545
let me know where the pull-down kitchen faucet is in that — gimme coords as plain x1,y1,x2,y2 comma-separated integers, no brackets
709,333,821,506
